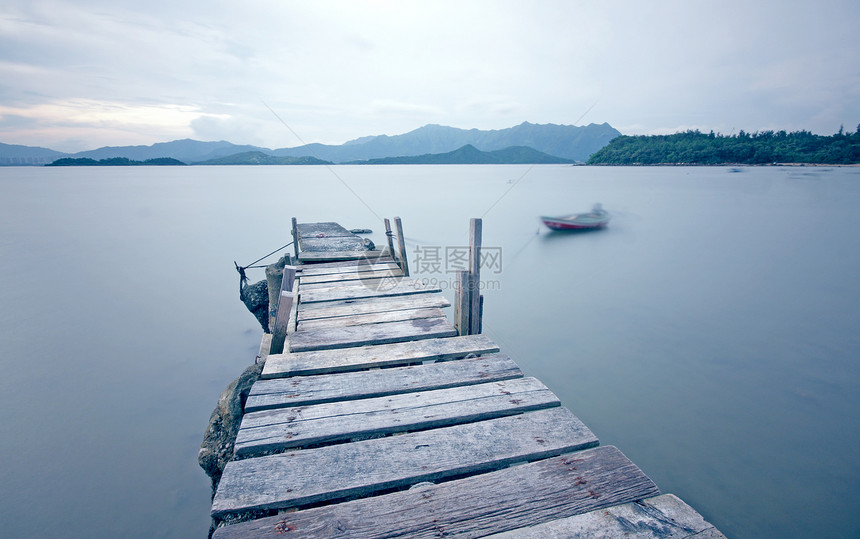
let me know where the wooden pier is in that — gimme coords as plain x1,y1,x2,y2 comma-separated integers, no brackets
209,219,724,538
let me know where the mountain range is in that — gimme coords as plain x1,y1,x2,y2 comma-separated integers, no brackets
349,144,574,164
0,142,68,165
0,121,620,165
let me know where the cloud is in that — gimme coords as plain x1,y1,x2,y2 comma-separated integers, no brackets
0,99,229,151
0,0,858,149
190,113,275,147
0,99,213,129
363,100,447,118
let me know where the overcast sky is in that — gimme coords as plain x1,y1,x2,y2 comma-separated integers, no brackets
1,0,858,152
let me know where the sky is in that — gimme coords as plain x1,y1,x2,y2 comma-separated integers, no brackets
1,0,858,152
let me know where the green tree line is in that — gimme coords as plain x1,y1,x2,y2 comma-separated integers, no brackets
47,157,186,166
588,125,860,165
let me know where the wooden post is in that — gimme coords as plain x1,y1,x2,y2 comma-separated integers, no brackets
270,265,297,354
281,265,297,299
291,217,300,261
453,218,484,336
454,270,470,336
468,218,483,335
384,218,396,260
469,218,482,278
394,216,409,277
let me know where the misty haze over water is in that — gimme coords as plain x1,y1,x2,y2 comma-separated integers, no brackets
0,164,858,537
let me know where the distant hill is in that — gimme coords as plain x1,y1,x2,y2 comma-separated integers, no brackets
588,127,860,165
1,121,621,165
272,122,620,163
47,157,187,166
351,144,574,164
69,139,269,163
194,151,331,165
0,142,68,165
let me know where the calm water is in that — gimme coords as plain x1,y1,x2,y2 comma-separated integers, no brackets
1,165,858,537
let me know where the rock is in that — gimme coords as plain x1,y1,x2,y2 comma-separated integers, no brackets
349,228,373,234
240,279,269,332
363,237,376,250
198,361,264,496
239,256,293,332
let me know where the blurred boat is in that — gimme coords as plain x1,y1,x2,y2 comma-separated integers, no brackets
540,203,610,231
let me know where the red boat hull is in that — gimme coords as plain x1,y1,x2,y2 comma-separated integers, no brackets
541,217,608,230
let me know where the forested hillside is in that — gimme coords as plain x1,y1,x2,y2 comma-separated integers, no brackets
588,126,860,165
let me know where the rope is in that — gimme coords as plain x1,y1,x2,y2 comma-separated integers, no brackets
234,261,248,300
244,241,294,268
234,240,294,299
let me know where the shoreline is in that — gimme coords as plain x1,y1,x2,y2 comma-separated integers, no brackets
586,162,860,167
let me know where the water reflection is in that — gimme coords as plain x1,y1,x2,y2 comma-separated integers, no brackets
539,226,611,240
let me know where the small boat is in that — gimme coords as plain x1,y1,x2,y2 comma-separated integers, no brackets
540,203,610,231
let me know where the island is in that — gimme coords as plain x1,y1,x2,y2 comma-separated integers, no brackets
47,157,187,166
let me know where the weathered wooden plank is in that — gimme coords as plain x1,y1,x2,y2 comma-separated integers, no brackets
298,267,403,285
269,266,297,354
212,407,598,517
298,250,384,262
289,317,457,352
256,333,273,364
295,221,355,239
487,493,726,538
297,276,426,293
286,280,299,335
299,278,439,303
235,377,559,457
297,307,445,331
269,292,294,354
297,294,451,321
211,445,657,538
298,251,393,270
261,334,500,378
299,236,367,252
297,261,399,277
296,277,410,292
246,353,522,411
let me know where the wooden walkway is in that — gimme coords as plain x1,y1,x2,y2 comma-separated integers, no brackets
210,221,724,538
